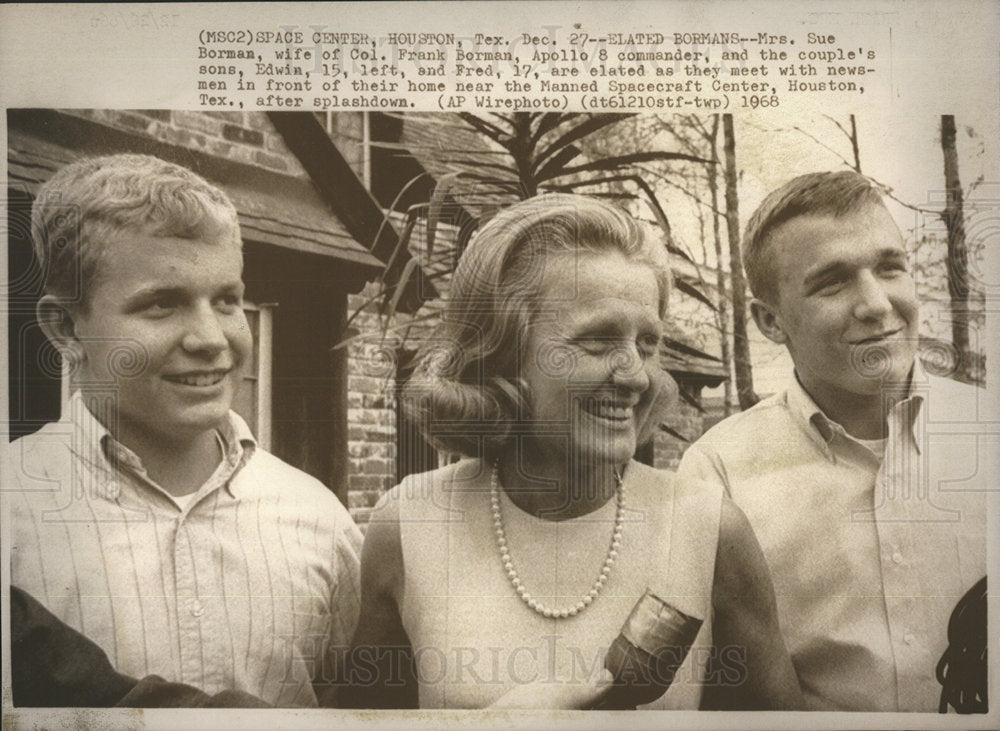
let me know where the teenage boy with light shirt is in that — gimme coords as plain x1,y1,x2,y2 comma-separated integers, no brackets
6,154,362,707
676,171,987,711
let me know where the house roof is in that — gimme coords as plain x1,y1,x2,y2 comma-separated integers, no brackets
397,113,557,227
266,111,438,312
659,346,728,385
7,110,384,272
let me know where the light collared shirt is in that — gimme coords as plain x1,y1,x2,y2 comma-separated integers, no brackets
5,392,362,707
676,363,988,711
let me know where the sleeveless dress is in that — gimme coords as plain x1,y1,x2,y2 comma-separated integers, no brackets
391,458,724,709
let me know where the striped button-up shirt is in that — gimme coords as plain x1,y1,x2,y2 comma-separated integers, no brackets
677,364,989,711
6,392,362,707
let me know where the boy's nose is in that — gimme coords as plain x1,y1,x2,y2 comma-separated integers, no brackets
182,305,229,354
853,271,893,321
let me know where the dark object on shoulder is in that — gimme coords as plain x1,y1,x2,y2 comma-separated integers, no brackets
937,576,987,713
10,586,269,708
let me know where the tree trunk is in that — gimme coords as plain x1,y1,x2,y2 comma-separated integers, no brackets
708,115,733,416
940,114,970,380
722,115,758,410
849,115,861,172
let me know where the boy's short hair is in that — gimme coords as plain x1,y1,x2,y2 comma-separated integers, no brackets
743,170,886,302
31,153,240,307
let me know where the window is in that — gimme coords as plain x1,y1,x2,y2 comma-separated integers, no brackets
231,300,276,450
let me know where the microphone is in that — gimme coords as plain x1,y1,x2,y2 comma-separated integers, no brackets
598,588,703,709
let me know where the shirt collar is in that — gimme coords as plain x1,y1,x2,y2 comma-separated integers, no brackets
65,391,257,500
218,411,258,496
786,374,837,446
786,361,927,450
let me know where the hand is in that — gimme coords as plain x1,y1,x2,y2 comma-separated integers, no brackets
488,668,614,710
636,367,679,448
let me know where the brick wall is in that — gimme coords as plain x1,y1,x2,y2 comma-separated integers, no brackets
343,214,457,527
651,384,704,471
64,110,308,177
345,283,400,525
321,112,366,182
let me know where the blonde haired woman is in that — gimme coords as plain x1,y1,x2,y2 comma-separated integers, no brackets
343,194,800,711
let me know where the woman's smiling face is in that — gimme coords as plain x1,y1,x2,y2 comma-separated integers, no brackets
519,250,664,469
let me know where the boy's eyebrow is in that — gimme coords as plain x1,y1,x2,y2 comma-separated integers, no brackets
878,248,908,263
123,285,186,302
123,280,244,302
802,261,851,289
802,247,907,289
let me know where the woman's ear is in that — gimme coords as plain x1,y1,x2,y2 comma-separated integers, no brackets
36,294,86,366
750,298,789,345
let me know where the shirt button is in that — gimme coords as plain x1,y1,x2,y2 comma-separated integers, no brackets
892,552,903,565
189,600,204,618
903,632,915,645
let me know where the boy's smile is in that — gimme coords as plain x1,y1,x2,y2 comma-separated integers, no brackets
68,224,251,448
754,203,919,403
164,369,230,387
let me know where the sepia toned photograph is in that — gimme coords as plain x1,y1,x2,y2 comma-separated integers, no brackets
2,3,997,729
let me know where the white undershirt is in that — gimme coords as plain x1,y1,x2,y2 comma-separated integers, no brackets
169,431,227,511
171,491,198,510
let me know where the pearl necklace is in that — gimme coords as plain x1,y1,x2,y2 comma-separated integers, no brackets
490,460,625,619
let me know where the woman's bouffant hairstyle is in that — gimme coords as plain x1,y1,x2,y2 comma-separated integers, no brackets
743,170,887,303
402,193,670,458
31,153,240,308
